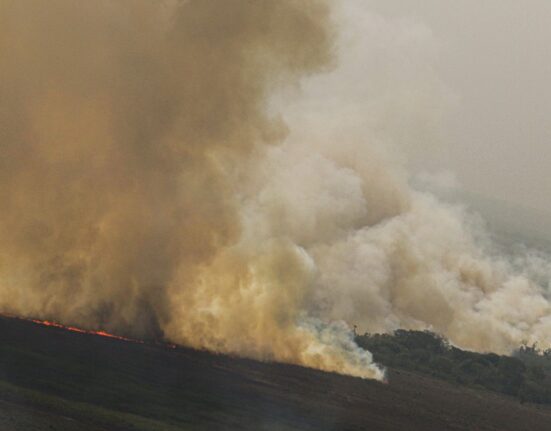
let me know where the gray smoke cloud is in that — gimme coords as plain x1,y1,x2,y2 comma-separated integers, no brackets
1,0,550,381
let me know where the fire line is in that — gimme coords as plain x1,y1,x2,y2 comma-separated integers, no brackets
29,318,143,343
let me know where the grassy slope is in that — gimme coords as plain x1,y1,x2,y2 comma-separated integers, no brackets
0,316,550,430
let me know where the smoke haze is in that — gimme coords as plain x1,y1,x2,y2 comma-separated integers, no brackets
368,0,551,227
1,1,550,380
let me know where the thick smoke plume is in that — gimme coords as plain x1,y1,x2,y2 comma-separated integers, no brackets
0,0,382,378
1,0,550,381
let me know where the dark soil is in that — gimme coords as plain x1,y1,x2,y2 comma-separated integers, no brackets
0,315,549,430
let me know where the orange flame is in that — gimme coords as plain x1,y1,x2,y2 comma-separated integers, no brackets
28,318,144,343
1,312,177,348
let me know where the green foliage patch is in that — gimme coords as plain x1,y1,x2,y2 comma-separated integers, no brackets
356,330,551,404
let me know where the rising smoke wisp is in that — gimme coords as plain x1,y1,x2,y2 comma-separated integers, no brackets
1,0,550,381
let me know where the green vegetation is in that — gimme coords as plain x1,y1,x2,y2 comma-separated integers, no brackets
356,330,551,404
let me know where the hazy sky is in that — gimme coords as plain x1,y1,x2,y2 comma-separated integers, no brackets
366,0,551,214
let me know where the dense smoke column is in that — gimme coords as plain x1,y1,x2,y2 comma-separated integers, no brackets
0,0,386,379
0,0,332,337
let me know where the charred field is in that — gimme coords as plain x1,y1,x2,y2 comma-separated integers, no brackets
0,315,549,431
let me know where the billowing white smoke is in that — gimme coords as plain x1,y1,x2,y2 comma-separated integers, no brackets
253,2,551,355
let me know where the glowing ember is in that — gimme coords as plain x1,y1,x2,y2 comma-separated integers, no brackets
28,318,144,343
0,313,181,349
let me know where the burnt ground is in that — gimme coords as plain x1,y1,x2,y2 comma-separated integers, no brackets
0,315,549,430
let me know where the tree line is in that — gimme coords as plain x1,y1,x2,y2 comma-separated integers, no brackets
355,330,551,404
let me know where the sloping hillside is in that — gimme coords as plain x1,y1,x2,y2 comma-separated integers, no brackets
0,315,550,430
